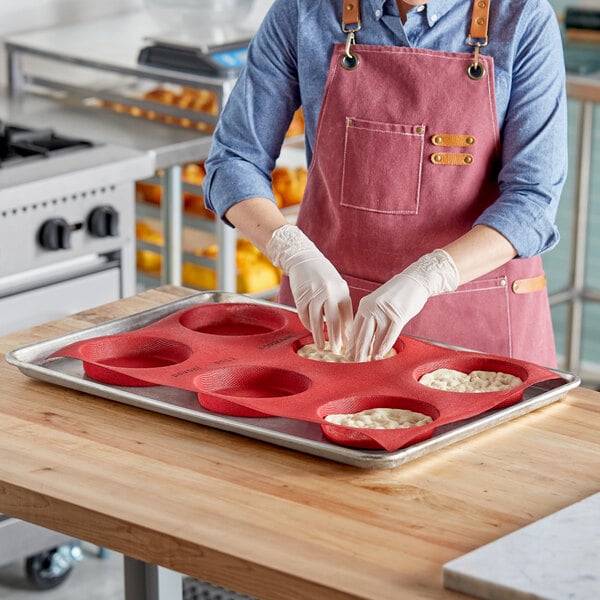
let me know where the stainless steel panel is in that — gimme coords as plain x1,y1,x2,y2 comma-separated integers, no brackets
0,517,72,567
0,266,122,336
6,292,581,469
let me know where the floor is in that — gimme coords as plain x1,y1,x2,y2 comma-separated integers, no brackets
0,544,124,600
0,543,255,600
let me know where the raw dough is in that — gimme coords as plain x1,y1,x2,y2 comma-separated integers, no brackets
324,407,432,429
419,368,523,392
297,343,396,363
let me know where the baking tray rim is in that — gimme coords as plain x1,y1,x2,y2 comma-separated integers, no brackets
5,291,581,469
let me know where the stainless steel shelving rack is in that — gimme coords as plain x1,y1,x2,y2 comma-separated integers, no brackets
550,75,600,383
5,9,242,292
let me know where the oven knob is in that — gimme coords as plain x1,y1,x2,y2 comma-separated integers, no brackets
38,218,72,250
87,205,119,237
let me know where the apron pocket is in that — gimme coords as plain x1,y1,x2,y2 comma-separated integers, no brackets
341,117,425,214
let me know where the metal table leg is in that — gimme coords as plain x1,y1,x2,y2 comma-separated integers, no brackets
162,165,183,286
217,220,238,292
124,557,183,600
566,100,593,374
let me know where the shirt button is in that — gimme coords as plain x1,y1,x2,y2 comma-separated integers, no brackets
431,14,438,22
416,5,425,11
375,9,381,18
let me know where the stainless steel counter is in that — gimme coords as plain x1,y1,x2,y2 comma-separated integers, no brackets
0,89,212,170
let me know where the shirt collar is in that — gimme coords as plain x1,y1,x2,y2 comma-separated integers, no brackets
366,0,456,27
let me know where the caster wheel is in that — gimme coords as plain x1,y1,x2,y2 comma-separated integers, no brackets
25,544,76,590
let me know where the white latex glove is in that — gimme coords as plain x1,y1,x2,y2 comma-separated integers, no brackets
266,224,353,352
346,249,460,362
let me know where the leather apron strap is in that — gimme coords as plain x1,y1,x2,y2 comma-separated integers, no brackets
342,0,492,78
342,1,361,30
342,1,491,37
469,0,491,40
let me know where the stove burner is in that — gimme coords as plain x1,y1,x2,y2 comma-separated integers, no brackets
0,121,94,168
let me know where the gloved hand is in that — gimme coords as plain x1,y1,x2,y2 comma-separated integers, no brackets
346,249,460,362
266,224,353,352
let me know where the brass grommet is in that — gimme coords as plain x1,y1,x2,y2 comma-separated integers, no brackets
499,278,507,287
467,62,486,80
464,155,473,164
478,0,486,7
347,118,355,126
415,126,424,134
466,136,475,145
341,53,360,70
433,135,443,144
346,3,354,10
476,17,485,25
433,154,442,163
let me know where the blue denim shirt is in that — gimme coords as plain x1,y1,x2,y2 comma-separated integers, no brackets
203,0,567,257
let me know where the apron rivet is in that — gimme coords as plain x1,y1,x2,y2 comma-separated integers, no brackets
476,17,485,26
346,3,354,10
433,135,442,144
478,0,486,8
416,126,424,134
433,154,442,162
466,136,475,145
500,278,507,287
464,155,473,164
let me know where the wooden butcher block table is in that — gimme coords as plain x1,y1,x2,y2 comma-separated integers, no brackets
0,286,599,600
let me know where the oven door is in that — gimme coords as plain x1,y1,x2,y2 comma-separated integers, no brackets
0,256,123,335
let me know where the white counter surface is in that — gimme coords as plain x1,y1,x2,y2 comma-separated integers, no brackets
443,492,600,600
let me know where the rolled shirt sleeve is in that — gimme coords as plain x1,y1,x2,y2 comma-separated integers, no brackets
203,0,301,221
475,0,567,258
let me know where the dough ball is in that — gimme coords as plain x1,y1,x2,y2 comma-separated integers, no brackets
297,343,396,363
324,408,432,429
419,368,522,392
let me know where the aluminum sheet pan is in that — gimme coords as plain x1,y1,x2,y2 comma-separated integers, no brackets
5,291,581,469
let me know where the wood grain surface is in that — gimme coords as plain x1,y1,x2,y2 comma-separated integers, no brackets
1,286,599,600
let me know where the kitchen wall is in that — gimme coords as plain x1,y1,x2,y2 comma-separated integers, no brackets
0,0,143,83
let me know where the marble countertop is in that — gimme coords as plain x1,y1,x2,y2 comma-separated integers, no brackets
443,492,600,600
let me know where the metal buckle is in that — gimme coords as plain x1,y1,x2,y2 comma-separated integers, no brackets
466,36,488,80
341,30,360,70
341,18,361,34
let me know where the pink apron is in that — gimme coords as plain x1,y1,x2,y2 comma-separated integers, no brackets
278,0,557,367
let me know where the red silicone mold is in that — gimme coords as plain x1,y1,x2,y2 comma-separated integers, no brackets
50,302,562,452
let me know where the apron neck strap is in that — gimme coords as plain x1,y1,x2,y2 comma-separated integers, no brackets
341,1,362,70
340,1,491,78
469,0,491,44
342,0,361,33
467,0,491,80
342,0,491,39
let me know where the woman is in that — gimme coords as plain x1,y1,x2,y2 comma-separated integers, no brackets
203,0,567,366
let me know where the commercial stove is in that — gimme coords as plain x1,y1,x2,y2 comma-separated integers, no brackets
0,120,154,334
0,119,154,589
